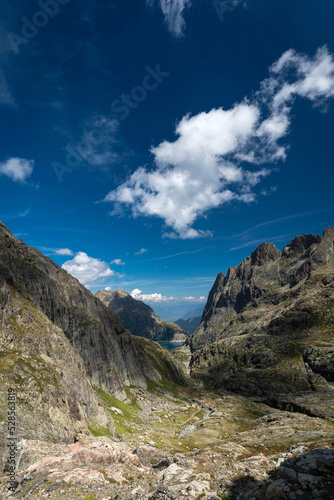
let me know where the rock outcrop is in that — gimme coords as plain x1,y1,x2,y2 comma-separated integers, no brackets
95,289,188,342
190,227,334,415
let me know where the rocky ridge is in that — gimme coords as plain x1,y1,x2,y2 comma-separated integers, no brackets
95,289,188,342
175,316,202,334
189,227,334,419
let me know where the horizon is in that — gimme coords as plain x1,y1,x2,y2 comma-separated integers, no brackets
1,0,334,320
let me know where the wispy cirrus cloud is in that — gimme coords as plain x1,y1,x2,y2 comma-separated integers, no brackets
135,248,148,255
229,234,292,252
0,208,30,221
105,47,334,239
0,69,15,107
148,0,191,37
139,246,214,262
231,208,334,240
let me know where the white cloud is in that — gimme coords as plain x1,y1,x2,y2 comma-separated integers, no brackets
110,258,125,265
131,288,174,302
55,248,74,256
105,47,334,239
135,248,148,255
0,158,34,182
131,288,206,304
149,0,191,37
184,296,206,302
105,287,111,291
62,252,114,286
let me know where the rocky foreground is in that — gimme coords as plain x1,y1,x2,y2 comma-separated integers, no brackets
1,381,334,499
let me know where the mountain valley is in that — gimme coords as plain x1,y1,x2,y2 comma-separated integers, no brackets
0,223,333,499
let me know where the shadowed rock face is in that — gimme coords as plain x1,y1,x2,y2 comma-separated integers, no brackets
0,222,150,402
190,228,334,412
95,289,188,342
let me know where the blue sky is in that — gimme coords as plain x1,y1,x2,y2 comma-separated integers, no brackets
1,0,334,320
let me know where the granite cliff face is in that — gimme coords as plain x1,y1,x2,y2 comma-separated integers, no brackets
95,289,188,342
0,222,186,446
190,228,334,417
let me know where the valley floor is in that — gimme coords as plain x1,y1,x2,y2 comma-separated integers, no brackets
1,381,334,500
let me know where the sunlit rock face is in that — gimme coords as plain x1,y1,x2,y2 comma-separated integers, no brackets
190,227,334,415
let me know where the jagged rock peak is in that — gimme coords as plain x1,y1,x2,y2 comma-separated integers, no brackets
282,233,320,258
323,225,334,238
250,242,281,267
113,288,131,297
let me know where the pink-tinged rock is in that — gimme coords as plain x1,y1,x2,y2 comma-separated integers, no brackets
60,468,105,484
24,442,141,480
107,469,129,484
25,456,64,474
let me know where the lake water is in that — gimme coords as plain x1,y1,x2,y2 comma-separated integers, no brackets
158,341,185,351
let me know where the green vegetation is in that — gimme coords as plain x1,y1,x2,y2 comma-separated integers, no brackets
78,317,100,328
93,387,140,436
88,419,113,438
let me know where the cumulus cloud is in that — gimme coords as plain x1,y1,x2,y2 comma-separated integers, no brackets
55,248,74,256
105,47,334,238
131,288,206,304
62,252,115,286
148,0,191,37
110,258,125,265
0,158,34,182
131,288,173,302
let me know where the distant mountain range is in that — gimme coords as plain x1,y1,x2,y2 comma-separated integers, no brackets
95,288,188,342
175,316,201,333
